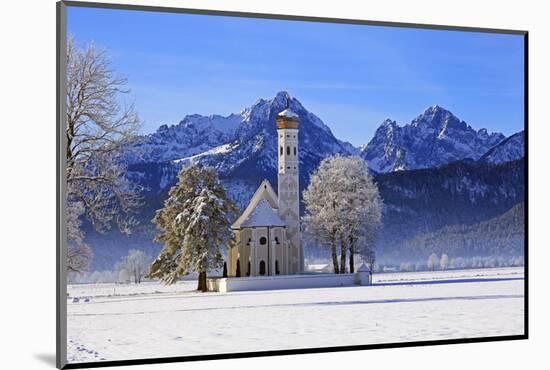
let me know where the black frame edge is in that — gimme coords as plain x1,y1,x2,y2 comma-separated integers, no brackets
57,1,68,369
523,32,529,339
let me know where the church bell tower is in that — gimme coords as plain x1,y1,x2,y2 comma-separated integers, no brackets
276,96,303,274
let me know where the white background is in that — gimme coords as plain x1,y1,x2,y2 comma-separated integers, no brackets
0,0,547,369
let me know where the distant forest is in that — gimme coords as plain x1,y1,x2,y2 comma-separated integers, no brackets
398,202,524,259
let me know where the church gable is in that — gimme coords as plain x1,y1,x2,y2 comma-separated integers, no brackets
231,179,279,230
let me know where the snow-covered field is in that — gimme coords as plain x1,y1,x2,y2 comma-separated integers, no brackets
66,267,525,364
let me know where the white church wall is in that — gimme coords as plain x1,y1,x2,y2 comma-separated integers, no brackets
208,273,359,293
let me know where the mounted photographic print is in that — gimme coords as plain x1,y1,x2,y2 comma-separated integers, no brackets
56,1,528,368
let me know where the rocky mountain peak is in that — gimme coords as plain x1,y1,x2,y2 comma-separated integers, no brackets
361,106,506,172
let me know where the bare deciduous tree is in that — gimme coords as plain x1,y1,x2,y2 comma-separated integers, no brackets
65,36,143,273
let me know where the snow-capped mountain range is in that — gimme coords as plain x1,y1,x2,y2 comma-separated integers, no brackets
122,92,524,210
128,92,522,175
360,106,507,172
127,91,355,167
86,92,525,270
126,92,360,207
480,130,525,164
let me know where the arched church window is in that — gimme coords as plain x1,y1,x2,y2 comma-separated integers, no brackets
236,258,241,277
293,147,296,156
287,146,290,155
259,261,266,275
275,260,280,275
280,146,283,156
274,237,280,244
260,237,267,245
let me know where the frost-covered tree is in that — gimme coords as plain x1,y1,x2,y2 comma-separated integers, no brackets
303,159,342,273
427,253,439,271
66,197,93,273
513,256,524,266
440,253,449,270
116,249,149,284
362,247,377,280
303,155,382,274
339,157,382,273
66,36,142,273
117,268,131,284
148,165,238,291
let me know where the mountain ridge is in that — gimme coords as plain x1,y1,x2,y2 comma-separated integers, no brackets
361,105,506,172
81,93,526,270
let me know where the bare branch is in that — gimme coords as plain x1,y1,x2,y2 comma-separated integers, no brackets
65,36,143,273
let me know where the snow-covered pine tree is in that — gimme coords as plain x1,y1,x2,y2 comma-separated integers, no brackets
148,165,238,291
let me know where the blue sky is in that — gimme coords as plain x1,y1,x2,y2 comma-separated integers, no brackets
67,6,525,146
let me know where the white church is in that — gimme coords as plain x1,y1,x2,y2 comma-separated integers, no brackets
227,106,304,277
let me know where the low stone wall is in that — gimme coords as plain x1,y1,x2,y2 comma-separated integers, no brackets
207,272,371,293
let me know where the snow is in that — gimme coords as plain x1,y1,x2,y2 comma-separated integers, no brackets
361,107,507,172
172,143,236,164
278,108,299,119
68,280,197,299
66,267,524,364
239,198,286,228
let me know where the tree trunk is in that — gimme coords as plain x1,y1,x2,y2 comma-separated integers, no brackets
330,231,339,274
349,234,355,273
340,233,347,274
197,272,203,291
201,271,208,292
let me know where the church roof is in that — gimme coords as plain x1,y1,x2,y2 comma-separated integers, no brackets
238,199,286,228
231,179,280,230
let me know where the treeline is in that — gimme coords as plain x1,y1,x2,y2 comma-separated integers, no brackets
374,158,525,256
398,202,524,259
68,249,151,284
398,254,524,272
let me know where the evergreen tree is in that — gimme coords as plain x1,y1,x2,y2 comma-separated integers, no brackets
148,165,238,291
